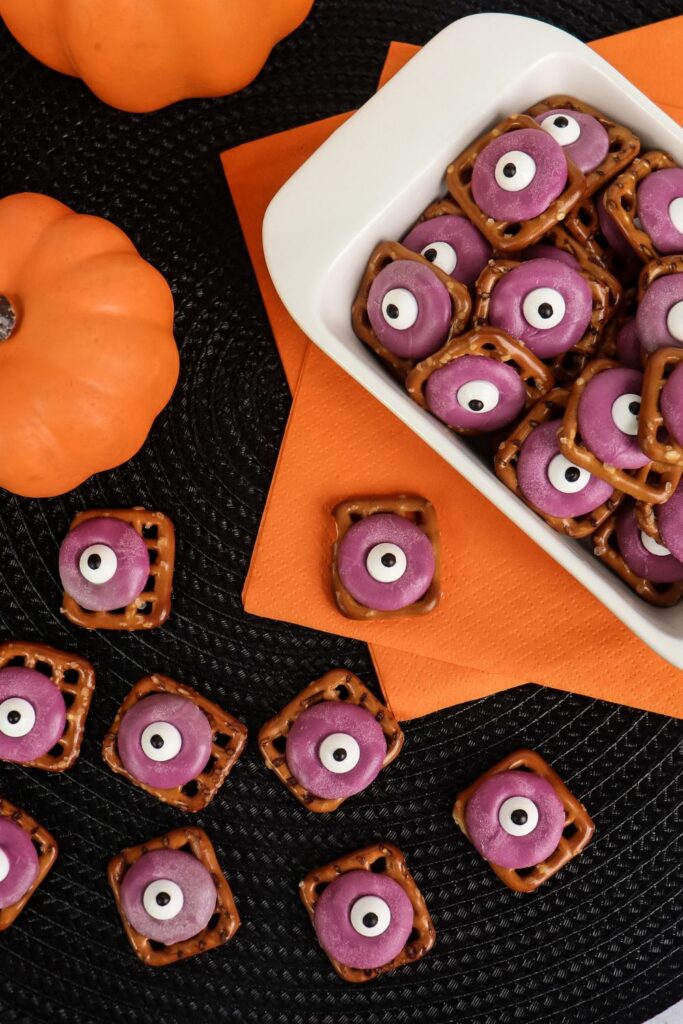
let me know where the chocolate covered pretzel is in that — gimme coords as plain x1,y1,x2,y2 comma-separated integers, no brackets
605,151,683,261
453,748,595,893
258,668,403,813
0,641,95,772
593,504,683,607
60,507,175,631
299,842,435,982
351,241,471,377
331,494,440,619
103,674,247,812
406,325,554,434
0,794,58,930
108,826,239,967
447,113,586,252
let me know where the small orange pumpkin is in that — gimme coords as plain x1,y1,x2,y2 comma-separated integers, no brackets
0,0,315,113
0,193,179,498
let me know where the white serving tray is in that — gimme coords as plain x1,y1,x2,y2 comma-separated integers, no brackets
263,13,683,670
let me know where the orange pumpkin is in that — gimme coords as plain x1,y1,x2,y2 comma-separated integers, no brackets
0,0,315,113
0,193,179,498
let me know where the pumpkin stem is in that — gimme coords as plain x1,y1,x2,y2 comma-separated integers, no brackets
0,296,15,341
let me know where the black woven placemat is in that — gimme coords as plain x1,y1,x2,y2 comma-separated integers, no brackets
0,3,681,1022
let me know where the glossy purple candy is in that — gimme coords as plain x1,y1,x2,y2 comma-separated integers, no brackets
366,260,452,360
0,668,66,764
313,870,414,970
536,108,609,174
657,481,683,562
465,770,566,870
471,128,567,222
616,502,683,584
117,693,213,790
487,258,593,359
120,849,217,945
425,355,526,432
286,701,387,800
615,319,642,370
637,168,683,254
520,244,579,269
402,215,491,287
636,275,683,354
577,367,649,470
336,513,435,612
660,362,683,447
0,818,39,909
517,420,614,517
59,517,150,612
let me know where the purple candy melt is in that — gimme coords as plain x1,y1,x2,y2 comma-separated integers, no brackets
637,168,683,254
464,770,566,870
313,870,414,970
366,260,452,360
0,668,66,764
636,275,683,354
336,513,435,612
286,701,387,800
120,849,217,945
402,215,491,287
615,319,642,369
0,817,39,909
487,258,593,359
117,693,213,790
425,354,526,432
471,128,567,222
657,481,683,562
517,420,614,517
577,367,649,469
59,517,150,612
616,502,683,583
536,108,609,174
660,362,683,447
520,244,579,269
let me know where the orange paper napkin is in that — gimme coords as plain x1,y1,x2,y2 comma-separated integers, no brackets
223,20,683,720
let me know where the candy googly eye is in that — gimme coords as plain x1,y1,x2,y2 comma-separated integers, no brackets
349,895,392,937
318,732,361,774
547,453,590,493
494,150,536,192
641,531,671,557
456,379,499,414
498,796,539,836
611,393,641,435
140,721,183,763
667,301,683,342
365,542,407,583
79,543,117,584
420,241,457,275
669,197,683,233
540,112,581,146
0,697,35,738
143,878,184,921
381,287,418,330
522,287,566,330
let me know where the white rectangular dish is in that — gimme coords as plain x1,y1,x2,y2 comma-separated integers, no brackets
263,12,683,670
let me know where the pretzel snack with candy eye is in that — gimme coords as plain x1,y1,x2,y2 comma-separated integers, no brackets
0,794,58,931
593,503,683,607
605,151,683,261
402,196,493,287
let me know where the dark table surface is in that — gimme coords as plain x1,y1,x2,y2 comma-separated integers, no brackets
0,3,681,1023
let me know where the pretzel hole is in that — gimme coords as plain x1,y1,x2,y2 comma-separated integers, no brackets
148,939,165,952
503,223,522,238
515,865,536,877
6,656,25,667
34,661,53,678
620,196,633,213
138,602,154,615
482,343,497,352
63,669,80,684
48,742,64,758
31,838,44,857
608,137,624,153
214,732,233,750
207,912,221,931
370,857,387,874
315,881,329,897
334,684,350,701
145,576,156,593
203,755,217,775
577,205,593,227
142,525,159,540
563,822,578,839
109,607,126,616
148,549,159,566
181,780,199,797
458,164,473,186
407,927,420,944
62,690,75,709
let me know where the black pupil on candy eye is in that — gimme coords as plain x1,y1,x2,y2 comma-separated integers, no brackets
511,808,528,826
332,748,347,762
381,552,397,568
386,304,400,320
363,912,379,929
423,248,437,262
538,303,554,320
469,399,484,411
554,116,569,128
629,401,640,416
503,162,516,178
87,553,102,571
155,891,171,907
150,734,164,749
7,711,20,724
564,467,581,483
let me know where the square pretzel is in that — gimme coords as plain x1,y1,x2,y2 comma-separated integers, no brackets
0,794,58,930
446,113,586,252
108,826,240,967
102,674,247,812
405,325,554,433
299,842,435,982
639,346,683,467
604,151,679,262
565,194,641,284
453,748,595,893
331,494,441,619
638,253,683,301
258,668,404,813
558,358,682,503
593,513,683,607
533,224,622,315
0,641,95,772
61,507,175,631
525,96,640,198
351,241,471,378
494,387,623,537
597,287,640,362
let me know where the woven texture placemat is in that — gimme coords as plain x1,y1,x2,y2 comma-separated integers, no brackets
0,3,681,1022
